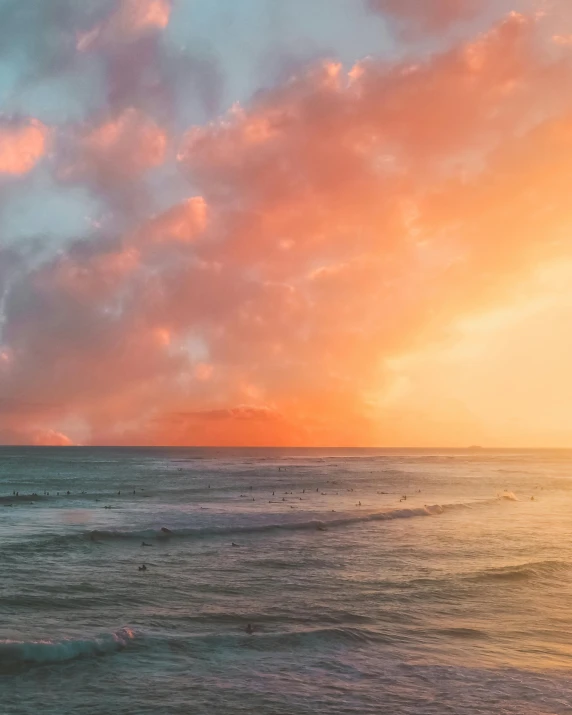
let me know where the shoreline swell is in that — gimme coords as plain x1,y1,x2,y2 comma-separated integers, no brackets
87,498,502,543
1,497,512,554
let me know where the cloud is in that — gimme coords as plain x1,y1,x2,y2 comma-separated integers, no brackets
1,9,572,445
140,196,208,245
149,405,308,447
56,107,167,216
76,0,172,51
193,405,282,422
367,0,487,37
74,0,221,121
0,118,48,175
0,0,113,82
33,429,74,446
71,107,166,180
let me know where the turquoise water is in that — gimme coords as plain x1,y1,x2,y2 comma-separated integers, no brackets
2,447,572,714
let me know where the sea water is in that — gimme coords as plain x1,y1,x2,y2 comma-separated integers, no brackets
1,447,572,714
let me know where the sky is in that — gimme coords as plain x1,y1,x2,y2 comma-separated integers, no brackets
0,0,572,447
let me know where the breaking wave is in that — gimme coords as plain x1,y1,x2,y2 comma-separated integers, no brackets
0,627,136,673
86,500,495,543
0,624,384,673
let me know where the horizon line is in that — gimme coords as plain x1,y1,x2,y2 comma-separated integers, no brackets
1,444,572,451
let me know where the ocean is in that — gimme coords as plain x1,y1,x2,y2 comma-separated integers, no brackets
1,447,572,714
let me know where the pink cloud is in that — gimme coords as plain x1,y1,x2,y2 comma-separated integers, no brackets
80,107,166,178
0,119,48,176
57,108,167,213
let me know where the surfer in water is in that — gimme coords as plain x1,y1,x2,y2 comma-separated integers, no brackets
138,564,147,571
245,623,254,635
141,541,153,547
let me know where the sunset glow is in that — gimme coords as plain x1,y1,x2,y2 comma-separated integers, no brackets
1,0,572,446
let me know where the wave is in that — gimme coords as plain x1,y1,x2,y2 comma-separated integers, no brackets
162,625,384,655
1,496,512,554
0,593,105,610
225,626,381,649
0,627,136,673
86,501,490,543
0,494,46,504
469,560,571,583
432,627,489,640
0,624,381,672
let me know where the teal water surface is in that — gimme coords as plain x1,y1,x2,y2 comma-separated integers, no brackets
1,447,572,714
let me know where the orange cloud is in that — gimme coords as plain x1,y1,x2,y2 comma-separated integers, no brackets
151,405,308,447
32,430,74,447
194,363,214,382
0,119,48,176
143,197,208,245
